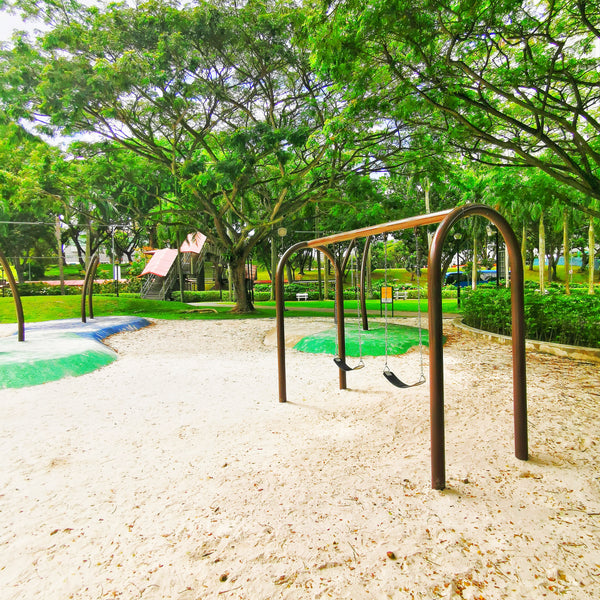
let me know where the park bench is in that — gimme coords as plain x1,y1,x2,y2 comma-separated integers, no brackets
394,290,409,300
296,292,309,301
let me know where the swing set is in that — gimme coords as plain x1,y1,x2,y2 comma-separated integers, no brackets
275,204,528,490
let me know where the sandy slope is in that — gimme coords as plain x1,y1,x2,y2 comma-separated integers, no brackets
1,317,599,599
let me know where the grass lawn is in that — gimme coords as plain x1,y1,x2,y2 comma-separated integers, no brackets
0,294,459,324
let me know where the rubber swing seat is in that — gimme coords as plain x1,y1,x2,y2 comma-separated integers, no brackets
334,357,365,372
383,366,425,389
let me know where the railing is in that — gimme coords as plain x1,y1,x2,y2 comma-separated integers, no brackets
140,273,159,298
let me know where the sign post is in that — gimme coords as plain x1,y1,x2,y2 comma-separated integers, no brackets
380,285,394,316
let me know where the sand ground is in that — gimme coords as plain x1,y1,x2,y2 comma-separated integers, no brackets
1,317,599,599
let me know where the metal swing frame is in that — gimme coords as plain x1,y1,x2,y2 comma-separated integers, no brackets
275,204,527,490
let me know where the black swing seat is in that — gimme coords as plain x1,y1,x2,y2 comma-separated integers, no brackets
334,357,365,372
383,366,425,389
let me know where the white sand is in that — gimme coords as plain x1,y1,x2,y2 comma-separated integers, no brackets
1,317,599,599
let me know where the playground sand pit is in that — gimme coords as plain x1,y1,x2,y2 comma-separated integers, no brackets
1,317,599,599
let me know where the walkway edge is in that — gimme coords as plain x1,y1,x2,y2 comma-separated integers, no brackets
453,318,600,364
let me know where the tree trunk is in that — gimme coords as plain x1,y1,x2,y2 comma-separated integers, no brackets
86,220,92,270
230,254,254,313
589,215,596,295
14,258,25,284
317,250,323,300
563,209,570,295
55,216,65,295
270,233,277,301
521,224,527,269
177,243,184,302
505,242,510,288
539,213,546,293
547,252,555,283
471,234,478,290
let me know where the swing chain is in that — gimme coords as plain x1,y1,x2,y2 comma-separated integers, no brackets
353,251,365,367
383,235,390,369
414,228,426,383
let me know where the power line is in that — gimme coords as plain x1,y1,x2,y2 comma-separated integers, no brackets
0,220,56,226
0,220,133,227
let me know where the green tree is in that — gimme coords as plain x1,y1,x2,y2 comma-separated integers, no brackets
0,119,63,282
0,0,408,312
311,0,600,216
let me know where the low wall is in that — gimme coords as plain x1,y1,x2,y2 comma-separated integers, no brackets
453,318,600,364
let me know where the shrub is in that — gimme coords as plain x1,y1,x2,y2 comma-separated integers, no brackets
171,290,231,302
11,282,81,296
461,287,600,348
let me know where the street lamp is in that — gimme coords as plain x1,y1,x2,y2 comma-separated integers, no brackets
454,232,463,308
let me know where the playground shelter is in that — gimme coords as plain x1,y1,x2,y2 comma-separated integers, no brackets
275,204,528,490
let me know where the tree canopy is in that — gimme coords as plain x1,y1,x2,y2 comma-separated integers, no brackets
1,0,426,310
312,0,600,216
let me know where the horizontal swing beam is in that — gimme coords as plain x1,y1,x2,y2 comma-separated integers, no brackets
301,209,453,248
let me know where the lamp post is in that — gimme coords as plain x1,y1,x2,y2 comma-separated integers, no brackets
454,232,462,307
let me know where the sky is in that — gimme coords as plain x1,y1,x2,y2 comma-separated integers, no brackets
0,10,45,43
0,11,24,41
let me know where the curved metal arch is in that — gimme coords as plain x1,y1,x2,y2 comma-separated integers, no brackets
428,204,527,489
276,241,347,402
0,248,25,341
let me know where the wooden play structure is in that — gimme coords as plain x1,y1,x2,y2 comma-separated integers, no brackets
140,232,226,300
275,204,528,490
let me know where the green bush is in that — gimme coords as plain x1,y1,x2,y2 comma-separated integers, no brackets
172,289,274,303
11,282,81,296
92,279,142,294
171,290,231,302
461,287,600,348
10,277,143,297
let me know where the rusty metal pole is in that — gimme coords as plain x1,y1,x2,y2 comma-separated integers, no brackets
360,236,372,331
276,241,308,403
429,204,527,489
428,229,446,490
0,248,25,341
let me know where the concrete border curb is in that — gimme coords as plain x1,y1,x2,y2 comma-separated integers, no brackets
453,318,600,364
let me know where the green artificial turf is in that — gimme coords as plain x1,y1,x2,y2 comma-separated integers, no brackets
293,322,430,357
0,333,117,389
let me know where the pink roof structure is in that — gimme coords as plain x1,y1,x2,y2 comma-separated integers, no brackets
180,232,207,254
140,248,178,277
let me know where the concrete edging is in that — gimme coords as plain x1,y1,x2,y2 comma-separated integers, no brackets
453,318,600,364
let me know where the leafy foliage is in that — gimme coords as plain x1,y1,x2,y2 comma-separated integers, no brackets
461,286,600,348
0,0,420,311
311,0,600,214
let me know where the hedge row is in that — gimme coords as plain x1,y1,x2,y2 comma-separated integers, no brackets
171,290,272,302
461,287,600,348
7,279,458,302
5,279,142,296
252,282,457,300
